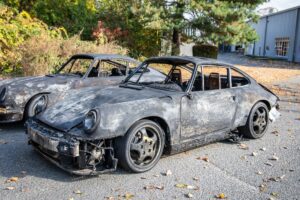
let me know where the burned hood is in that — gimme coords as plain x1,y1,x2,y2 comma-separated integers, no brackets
0,74,78,107
37,85,173,132
1,74,78,91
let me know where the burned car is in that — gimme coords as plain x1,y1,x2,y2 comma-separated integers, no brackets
0,54,139,122
26,56,280,175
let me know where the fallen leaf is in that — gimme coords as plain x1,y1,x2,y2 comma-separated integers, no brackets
289,169,294,172
251,152,258,156
259,184,267,192
268,197,275,200
175,184,199,190
283,146,288,149
73,190,82,195
270,192,279,197
162,169,172,176
5,186,15,190
265,162,273,166
140,177,147,179
268,177,279,182
153,174,159,177
271,131,279,136
21,187,29,192
215,193,226,199
6,177,19,183
185,193,194,198
260,147,266,151
238,143,249,150
201,157,209,162
269,155,279,161
279,175,286,180
256,171,263,175
193,177,199,181
144,185,164,190
68,198,74,200
124,193,134,200
240,155,247,160
175,183,188,188
105,197,114,200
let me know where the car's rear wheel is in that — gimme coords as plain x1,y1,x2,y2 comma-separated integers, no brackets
115,120,165,173
238,102,269,139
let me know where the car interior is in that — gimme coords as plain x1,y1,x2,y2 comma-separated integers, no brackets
190,66,249,92
88,60,128,78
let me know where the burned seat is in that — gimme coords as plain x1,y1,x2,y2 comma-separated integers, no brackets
110,68,123,76
208,72,220,90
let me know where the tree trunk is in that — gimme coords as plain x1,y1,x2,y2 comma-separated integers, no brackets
171,28,181,56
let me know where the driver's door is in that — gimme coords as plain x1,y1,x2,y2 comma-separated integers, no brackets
180,65,237,140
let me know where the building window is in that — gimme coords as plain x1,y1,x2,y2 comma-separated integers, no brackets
275,37,289,56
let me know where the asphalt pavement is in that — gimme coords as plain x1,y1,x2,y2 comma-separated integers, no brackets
0,79,299,200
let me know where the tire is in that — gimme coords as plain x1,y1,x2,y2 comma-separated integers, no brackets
115,119,165,173
238,102,269,139
25,94,47,120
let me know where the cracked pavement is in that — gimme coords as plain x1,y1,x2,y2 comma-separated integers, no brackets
0,77,300,200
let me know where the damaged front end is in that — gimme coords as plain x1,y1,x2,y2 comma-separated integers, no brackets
26,119,117,175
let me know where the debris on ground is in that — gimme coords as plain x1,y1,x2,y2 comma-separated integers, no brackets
269,155,279,161
4,186,16,190
251,152,258,156
162,169,172,176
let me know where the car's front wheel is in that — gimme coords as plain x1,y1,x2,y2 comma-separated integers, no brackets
115,120,165,173
238,102,269,139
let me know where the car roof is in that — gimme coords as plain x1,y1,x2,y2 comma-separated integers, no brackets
71,54,138,63
145,56,232,66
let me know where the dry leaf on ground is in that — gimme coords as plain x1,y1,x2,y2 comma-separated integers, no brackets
251,152,258,156
73,190,83,195
269,155,279,161
5,177,19,183
238,143,249,150
175,184,199,190
215,193,226,199
185,193,194,198
5,186,16,190
144,185,164,190
124,192,134,200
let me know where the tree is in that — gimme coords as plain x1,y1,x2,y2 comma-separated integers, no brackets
96,0,267,56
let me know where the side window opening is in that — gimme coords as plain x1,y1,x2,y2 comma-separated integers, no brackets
202,66,229,90
231,69,249,87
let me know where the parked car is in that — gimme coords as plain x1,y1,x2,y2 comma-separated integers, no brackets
26,56,280,175
0,54,139,123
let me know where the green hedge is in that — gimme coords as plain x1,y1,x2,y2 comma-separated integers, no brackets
192,44,218,59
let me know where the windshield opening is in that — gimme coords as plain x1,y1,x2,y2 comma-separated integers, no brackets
125,61,194,92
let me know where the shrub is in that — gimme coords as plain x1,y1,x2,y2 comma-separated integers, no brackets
0,3,66,76
20,34,127,76
192,44,218,59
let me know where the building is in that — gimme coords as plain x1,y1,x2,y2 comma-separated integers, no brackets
246,6,300,62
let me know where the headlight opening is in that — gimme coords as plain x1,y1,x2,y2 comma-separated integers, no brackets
35,95,48,114
84,109,99,133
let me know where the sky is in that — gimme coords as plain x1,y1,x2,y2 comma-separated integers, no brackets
258,0,300,11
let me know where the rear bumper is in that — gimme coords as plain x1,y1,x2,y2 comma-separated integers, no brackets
0,107,23,123
26,119,118,176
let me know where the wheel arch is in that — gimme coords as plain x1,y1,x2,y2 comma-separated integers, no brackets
126,116,172,154
257,99,271,111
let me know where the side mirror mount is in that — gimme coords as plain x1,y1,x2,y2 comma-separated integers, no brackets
187,92,193,100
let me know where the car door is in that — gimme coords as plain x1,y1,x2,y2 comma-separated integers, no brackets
180,65,237,139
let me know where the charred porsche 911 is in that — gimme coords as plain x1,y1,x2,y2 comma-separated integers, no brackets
26,56,280,175
0,54,138,123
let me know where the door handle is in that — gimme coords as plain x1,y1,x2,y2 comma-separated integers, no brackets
231,96,236,101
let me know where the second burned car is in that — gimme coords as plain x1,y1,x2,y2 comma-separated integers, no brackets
26,56,280,175
0,54,139,123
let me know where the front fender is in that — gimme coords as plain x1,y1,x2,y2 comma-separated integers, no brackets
93,97,181,143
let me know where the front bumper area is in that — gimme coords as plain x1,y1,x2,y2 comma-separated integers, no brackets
26,119,117,176
0,107,23,123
